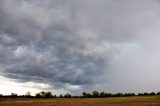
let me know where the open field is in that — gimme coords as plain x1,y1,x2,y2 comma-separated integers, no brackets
0,96,160,106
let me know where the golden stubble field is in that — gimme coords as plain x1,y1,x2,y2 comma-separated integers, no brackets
0,96,160,106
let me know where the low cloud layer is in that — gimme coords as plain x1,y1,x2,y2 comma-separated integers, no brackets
0,0,160,95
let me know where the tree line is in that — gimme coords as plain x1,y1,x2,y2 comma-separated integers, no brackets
0,91,160,98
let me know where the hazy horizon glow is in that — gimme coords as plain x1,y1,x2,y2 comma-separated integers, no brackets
0,0,160,95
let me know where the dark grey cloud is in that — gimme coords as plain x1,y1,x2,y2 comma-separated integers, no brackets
0,0,109,94
0,0,160,94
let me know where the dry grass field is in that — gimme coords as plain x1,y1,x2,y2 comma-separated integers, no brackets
0,96,160,106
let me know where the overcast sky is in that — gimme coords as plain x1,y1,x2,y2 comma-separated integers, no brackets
0,0,160,95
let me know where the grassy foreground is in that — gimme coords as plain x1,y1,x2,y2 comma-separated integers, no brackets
0,96,160,106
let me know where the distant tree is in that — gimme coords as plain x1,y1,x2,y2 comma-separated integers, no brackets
132,93,136,96
92,91,99,98
59,94,63,98
40,91,46,98
35,91,53,98
105,93,112,97
0,94,2,97
45,92,53,98
138,93,144,96
114,93,124,97
124,93,135,96
100,92,105,97
144,92,149,96
73,96,79,98
82,92,87,98
11,93,18,97
35,93,41,98
86,93,92,98
150,92,156,96
157,92,160,95
53,95,57,98
64,93,71,98
25,92,31,97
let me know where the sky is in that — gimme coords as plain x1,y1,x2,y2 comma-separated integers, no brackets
0,0,160,96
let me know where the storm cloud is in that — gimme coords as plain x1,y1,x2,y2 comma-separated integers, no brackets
0,0,160,95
